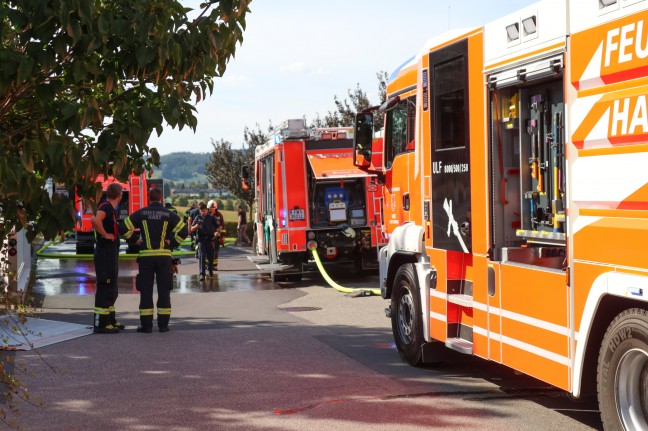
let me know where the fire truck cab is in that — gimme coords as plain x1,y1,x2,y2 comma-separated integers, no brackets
75,173,148,254
353,0,648,429
248,119,385,282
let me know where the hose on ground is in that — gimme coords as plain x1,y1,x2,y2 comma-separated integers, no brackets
37,235,195,259
310,248,381,296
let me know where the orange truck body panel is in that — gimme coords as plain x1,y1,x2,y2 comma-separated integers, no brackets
362,0,648,406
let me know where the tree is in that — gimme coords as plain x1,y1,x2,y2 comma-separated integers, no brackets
204,122,272,210
311,71,388,129
156,152,209,181
0,0,250,425
0,0,250,244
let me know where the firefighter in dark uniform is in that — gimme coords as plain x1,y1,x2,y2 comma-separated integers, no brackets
164,197,178,215
190,203,219,281
120,187,187,333
187,202,202,251
91,183,124,333
207,200,225,269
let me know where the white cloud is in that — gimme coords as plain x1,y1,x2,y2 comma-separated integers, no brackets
310,67,331,76
280,62,308,74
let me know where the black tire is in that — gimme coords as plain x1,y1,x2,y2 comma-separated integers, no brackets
272,272,287,283
391,263,423,366
597,308,648,431
76,243,94,255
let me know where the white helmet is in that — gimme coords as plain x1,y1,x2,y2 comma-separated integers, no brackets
207,199,215,208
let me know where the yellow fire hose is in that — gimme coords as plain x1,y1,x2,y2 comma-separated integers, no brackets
37,234,195,259
310,248,381,296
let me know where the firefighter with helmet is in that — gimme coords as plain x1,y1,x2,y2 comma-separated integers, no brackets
120,188,187,333
164,197,178,215
207,200,224,270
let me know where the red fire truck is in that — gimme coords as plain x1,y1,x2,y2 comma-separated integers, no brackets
74,173,148,254
242,119,386,282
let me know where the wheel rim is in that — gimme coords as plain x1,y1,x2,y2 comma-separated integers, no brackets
397,286,414,345
615,348,648,431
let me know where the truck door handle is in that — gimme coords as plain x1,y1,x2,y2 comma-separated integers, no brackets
403,193,410,211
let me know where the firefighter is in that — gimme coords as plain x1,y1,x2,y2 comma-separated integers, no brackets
164,197,178,215
90,183,124,333
187,201,202,251
207,200,224,270
236,204,251,246
120,187,187,333
190,202,219,281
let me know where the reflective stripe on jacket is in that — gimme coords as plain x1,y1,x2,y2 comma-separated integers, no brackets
120,202,187,256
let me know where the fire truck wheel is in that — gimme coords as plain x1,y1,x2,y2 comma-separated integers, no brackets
597,308,648,431
272,272,287,282
76,243,94,255
391,264,423,366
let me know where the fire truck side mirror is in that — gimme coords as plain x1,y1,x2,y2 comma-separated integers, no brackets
353,112,373,167
241,165,252,190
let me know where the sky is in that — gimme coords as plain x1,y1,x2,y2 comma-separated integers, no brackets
148,0,537,155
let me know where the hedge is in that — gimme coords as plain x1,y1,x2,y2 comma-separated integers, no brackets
222,221,254,242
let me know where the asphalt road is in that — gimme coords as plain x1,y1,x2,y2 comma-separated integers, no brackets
9,245,603,430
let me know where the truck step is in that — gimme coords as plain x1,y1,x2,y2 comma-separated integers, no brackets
247,256,270,264
256,263,292,272
445,337,473,355
447,294,473,307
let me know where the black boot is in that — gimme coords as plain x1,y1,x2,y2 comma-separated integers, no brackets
137,315,153,333
158,314,170,333
109,310,126,330
93,312,119,334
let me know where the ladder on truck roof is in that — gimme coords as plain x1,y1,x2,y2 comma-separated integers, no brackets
130,175,143,212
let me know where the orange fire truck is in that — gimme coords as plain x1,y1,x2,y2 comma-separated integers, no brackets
353,0,648,429
75,173,148,254
244,119,385,282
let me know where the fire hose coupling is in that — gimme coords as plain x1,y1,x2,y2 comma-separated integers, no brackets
306,240,318,251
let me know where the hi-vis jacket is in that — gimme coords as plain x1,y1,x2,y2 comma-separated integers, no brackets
120,202,187,257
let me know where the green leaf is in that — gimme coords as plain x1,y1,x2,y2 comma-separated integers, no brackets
16,57,35,84
136,45,153,66
78,1,93,21
220,0,233,16
72,60,85,82
20,151,35,174
98,14,110,34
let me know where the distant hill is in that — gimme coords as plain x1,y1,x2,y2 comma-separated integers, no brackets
152,152,210,182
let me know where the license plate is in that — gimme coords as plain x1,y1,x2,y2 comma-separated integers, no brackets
289,209,305,220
